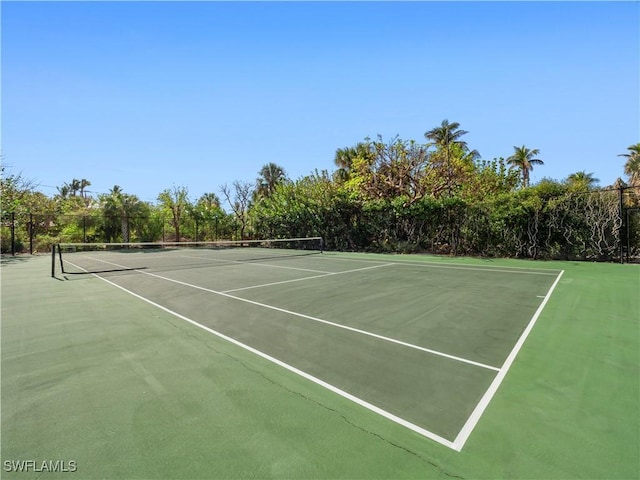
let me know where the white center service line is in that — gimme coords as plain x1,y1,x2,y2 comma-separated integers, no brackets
178,253,332,274
222,263,395,293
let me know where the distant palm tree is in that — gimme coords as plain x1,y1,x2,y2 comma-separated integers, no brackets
618,143,640,187
424,119,478,195
56,184,70,199
566,171,599,190
424,119,470,153
256,163,287,198
507,145,544,188
69,179,81,196
79,179,91,198
102,185,144,242
197,192,221,209
333,142,374,183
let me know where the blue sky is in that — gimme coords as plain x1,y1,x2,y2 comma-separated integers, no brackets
2,1,639,205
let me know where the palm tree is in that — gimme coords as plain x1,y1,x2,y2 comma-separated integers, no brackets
565,171,599,190
56,184,70,199
507,145,544,188
333,142,374,183
256,163,287,199
69,179,81,196
79,179,91,199
424,119,478,195
197,192,221,210
618,143,640,187
102,185,144,242
424,119,471,152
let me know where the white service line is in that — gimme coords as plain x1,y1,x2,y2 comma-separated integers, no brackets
222,263,395,293
179,253,332,274
450,269,565,452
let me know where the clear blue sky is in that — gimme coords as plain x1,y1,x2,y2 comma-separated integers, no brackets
2,1,639,205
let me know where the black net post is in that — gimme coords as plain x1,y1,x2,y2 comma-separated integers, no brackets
57,243,65,274
51,244,56,277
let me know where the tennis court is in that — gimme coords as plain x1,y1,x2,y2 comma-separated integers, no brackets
2,246,638,479
52,240,562,450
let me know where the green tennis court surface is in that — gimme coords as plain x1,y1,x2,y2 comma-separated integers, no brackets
2,250,638,478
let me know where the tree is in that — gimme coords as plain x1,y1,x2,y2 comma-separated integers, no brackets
157,186,190,241
190,193,225,240
619,143,640,187
56,184,70,200
506,145,544,188
565,171,599,191
367,135,431,203
101,185,147,243
333,143,373,183
220,181,253,239
69,179,81,196
79,179,91,199
255,163,287,199
424,119,479,196
0,166,36,214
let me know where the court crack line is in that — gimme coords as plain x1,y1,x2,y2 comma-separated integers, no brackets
216,346,465,479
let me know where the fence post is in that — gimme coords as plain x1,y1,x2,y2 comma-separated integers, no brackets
626,208,631,264
10,212,15,255
619,185,624,264
29,213,34,254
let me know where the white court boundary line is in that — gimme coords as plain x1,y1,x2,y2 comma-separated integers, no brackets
451,269,565,451
317,254,561,276
65,258,564,451
66,259,457,450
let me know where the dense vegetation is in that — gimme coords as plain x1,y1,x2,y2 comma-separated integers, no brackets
2,121,639,261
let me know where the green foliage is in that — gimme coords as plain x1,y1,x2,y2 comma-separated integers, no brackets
157,186,191,241
3,119,636,261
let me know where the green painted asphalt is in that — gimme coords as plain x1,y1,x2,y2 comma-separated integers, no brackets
1,253,638,479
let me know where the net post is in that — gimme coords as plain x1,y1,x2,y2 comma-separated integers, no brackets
57,243,66,274
319,237,324,253
51,244,56,277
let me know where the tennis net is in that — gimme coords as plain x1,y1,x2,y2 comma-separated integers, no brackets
51,237,323,277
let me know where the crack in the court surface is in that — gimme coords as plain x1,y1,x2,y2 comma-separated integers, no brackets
168,321,464,479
